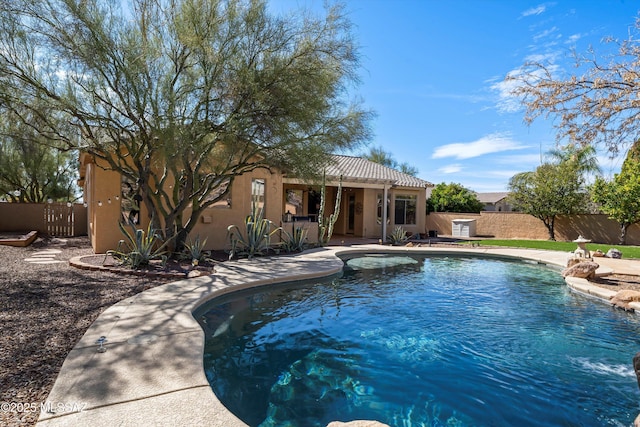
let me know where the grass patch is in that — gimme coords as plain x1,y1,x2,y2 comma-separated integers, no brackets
461,239,640,259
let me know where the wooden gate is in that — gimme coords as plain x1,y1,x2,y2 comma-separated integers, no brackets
44,202,75,237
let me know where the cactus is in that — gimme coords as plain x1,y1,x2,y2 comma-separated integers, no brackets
318,171,342,245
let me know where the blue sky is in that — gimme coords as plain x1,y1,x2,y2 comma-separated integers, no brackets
271,0,640,192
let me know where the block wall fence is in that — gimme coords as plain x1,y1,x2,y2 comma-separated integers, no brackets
2,203,639,247
426,212,640,246
0,203,88,237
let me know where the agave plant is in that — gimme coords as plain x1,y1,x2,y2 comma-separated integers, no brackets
281,225,309,253
227,203,281,259
180,235,211,266
387,226,409,246
107,221,170,269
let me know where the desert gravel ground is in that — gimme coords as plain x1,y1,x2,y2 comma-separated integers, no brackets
0,236,637,426
0,236,175,427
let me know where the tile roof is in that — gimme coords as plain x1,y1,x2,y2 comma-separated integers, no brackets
326,155,433,189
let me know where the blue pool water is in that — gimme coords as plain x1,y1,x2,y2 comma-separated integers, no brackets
195,255,640,426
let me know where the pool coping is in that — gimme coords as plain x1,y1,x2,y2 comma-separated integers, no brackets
36,245,636,426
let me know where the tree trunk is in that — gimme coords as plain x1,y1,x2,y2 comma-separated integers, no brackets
543,216,556,241
620,223,629,245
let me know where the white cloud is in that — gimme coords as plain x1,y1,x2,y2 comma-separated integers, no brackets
431,133,528,160
566,33,583,44
524,52,559,63
533,26,559,42
437,164,463,174
490,75,525,113
521,4,547,17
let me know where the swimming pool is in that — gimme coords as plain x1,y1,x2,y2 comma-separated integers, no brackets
196,254,640,426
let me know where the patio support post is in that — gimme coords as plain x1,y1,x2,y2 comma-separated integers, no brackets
382,183,388,243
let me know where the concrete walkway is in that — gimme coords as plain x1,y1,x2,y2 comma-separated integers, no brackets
36,245,640,427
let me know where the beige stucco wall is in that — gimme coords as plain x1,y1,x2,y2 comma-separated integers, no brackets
362,188,383,239
84,160,306,252
426,211,640,245
190,169,286,251
85,157,150,253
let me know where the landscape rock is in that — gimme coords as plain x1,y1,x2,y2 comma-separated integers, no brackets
592,249,605,257
561,261,599,279
607,248,623,259
610,289,640,311
633,352,640,390
566,256,582,268
187,270,203,278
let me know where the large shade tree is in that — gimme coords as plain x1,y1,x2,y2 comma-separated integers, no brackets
0,0,371,250
508,160,588,240
592,142,640,245
0,106,78,202
427,182,483,213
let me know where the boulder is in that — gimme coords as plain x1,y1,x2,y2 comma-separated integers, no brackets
607,248,623,259
610,290,640,311
566,256,582,268
633,351,640,390
561,261,599,279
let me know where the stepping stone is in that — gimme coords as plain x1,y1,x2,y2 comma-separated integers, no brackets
26,260,65,264
32,249,62,255
24,257,57,262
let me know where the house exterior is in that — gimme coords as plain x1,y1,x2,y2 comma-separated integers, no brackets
79,153,433,253
476,192,512,212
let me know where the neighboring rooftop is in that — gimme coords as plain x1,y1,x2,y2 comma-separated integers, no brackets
475,192,509,204
326,155,433,188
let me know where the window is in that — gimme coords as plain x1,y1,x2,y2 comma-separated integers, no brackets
208,178,231,208
286,189,303,216
394,194,417,225
251,179,265,210
121,175,141,224
376,194,390,225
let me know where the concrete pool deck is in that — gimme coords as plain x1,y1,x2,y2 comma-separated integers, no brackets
36,245,640,427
